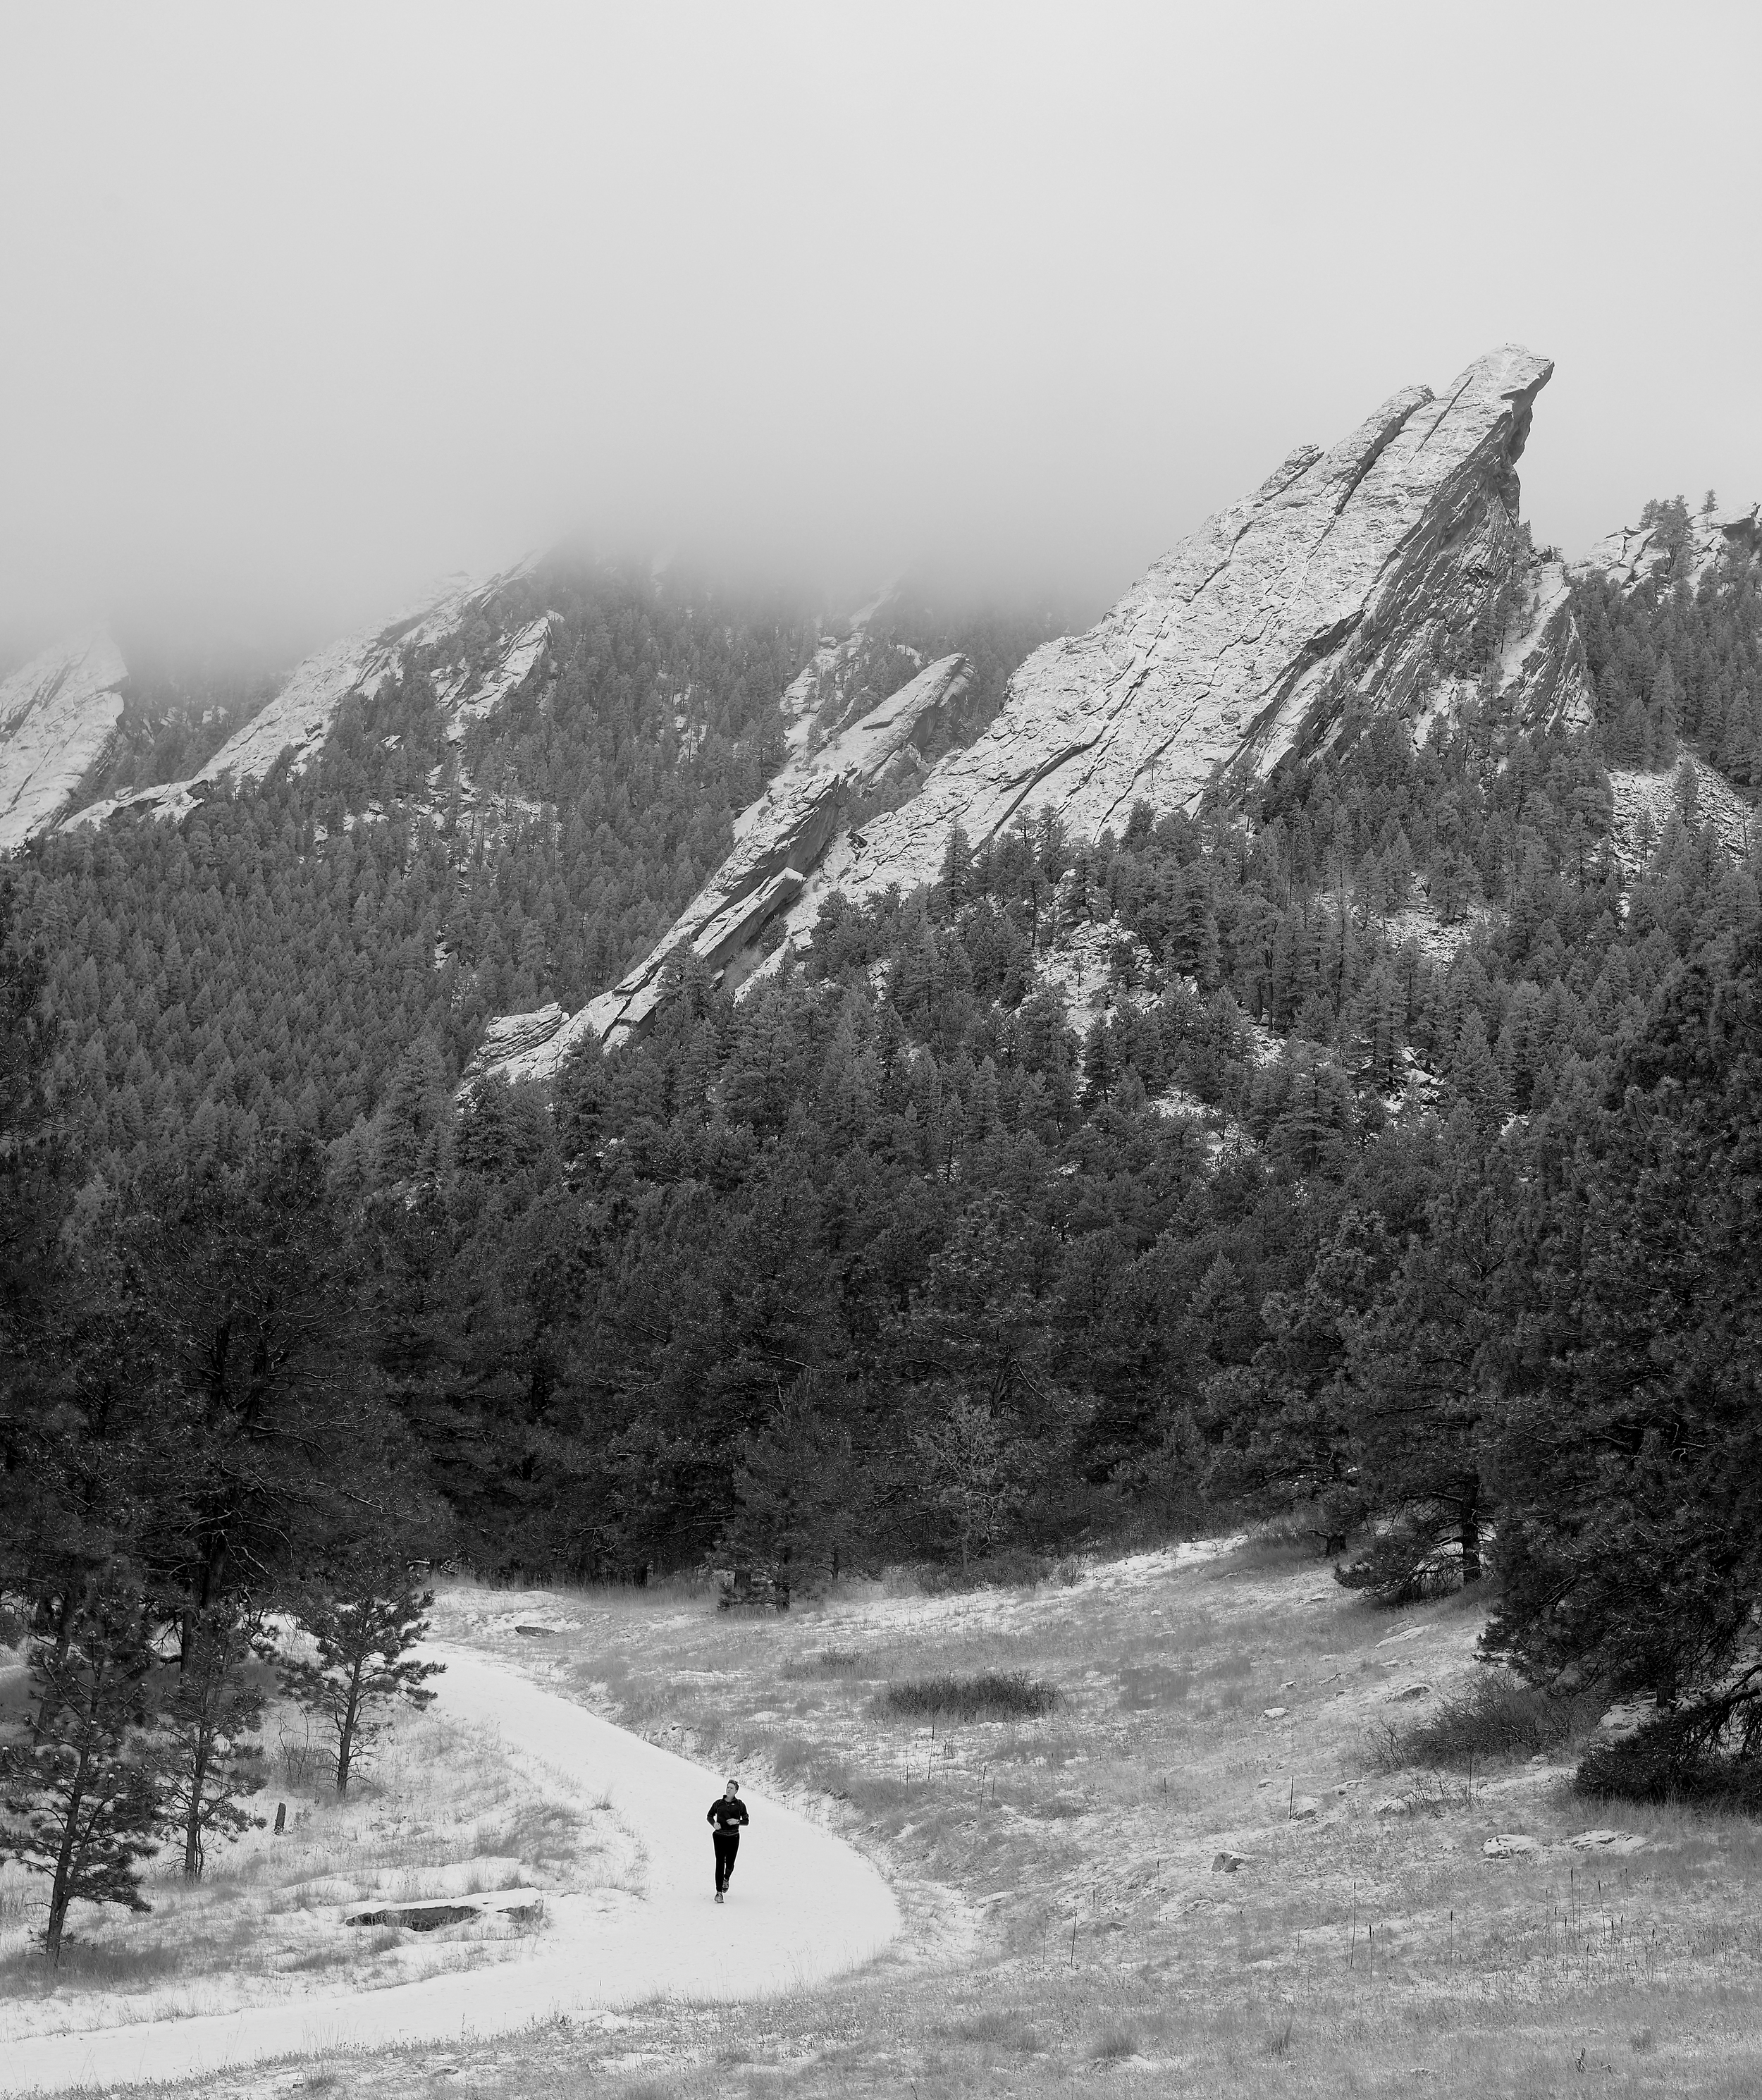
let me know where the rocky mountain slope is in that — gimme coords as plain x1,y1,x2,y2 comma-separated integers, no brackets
0,634,129,852
484,651,974,1074
479,343,1594,1072
1585,499,1760,596
64,564,550,835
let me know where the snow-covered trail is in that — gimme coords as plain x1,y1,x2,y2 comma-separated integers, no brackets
8,1646,899,2095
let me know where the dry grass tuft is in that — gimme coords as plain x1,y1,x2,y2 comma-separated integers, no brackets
881,1671,1058,1721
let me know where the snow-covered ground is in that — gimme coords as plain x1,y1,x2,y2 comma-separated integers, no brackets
6,1645,899,2095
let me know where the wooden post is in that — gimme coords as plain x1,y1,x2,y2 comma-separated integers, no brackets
274,1802,287,1835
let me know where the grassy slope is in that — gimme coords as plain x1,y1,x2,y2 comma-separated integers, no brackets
56,1537,1762,2097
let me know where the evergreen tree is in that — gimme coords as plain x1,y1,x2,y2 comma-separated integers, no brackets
1486,926,1762,1767
159,1602,269,1877
279,1573,443,1795
1,1583,166,1964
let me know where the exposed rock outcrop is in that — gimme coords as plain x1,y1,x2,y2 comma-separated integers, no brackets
68,563,549,833
0,634,128,852
483,651,972,1077
476,345,1589,1084
1607,756,1754,871
760,346,1586,935
1582,500,1759,596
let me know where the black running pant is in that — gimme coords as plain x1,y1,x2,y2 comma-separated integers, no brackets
713,1829,739,1892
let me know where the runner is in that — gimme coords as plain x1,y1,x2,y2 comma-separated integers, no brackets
707,1777,749,1902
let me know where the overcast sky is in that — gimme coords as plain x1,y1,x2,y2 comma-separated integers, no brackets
4,1,1758,656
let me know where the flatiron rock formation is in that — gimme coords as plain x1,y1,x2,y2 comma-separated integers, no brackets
479,344,1589,1081
481,651,972,1075
69,565,550,833
0,634,129,852
765,345,1587,934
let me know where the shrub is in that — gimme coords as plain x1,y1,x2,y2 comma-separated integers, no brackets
907,1547,1065,1595
1369,1671,1582,1770
780,1648,861,1679
882,1671,1058,1722
1576,1712,1762,1810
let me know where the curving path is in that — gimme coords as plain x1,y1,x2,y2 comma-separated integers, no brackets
8,1646,899,2094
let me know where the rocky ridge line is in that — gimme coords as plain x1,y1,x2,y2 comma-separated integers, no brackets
65,563,549,835
476,343,1590,1080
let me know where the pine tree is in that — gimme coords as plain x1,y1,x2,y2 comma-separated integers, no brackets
1,1585,166,1963
720,1372,858,1607
1486,928,1762,1767
160,1603,269,1877
279,1574,443,1795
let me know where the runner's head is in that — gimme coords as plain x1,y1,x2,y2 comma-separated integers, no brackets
724,1778,739,1797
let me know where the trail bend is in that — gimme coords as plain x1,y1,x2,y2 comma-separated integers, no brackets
6,1647,899,2094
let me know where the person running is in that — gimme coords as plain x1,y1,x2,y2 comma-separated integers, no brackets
707,1778,748,1902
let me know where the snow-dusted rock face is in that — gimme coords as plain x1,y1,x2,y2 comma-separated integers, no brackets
484,651,972,1078
68,565,549,833
476,345,1591,1084
773,347,1585,932
0,635,129,852
1582,501,1759,596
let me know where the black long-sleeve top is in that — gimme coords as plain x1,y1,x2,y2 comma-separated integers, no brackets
707,1794,749,1832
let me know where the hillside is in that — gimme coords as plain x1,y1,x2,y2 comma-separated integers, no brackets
4,355,1761,1948
57,1540,1762,2099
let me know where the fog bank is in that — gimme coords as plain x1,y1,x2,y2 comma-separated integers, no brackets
3,1,1758,656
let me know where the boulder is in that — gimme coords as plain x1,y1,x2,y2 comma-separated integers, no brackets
1211,1850,1254,1873
346,1902,481,1931
1481,1834,1539,1859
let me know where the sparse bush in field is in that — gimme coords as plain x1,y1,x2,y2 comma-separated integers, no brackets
943,2009,1041,2051
1369,1769,1477,1815
1090,2025,1140,2060
780,1647,861,1679
882,1671,1058,1721
1368,1671,1582,1769
1207,1521,1314,1577
908,1547,1067,1595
